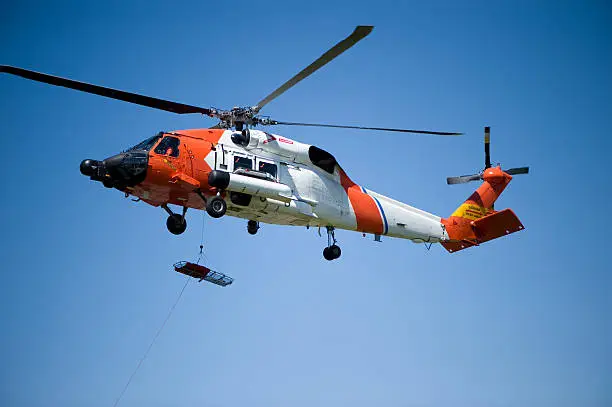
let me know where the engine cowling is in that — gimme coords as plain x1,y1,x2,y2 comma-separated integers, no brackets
248,131,337,174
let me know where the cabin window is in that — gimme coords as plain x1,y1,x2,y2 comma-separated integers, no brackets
234,156,252,171
258,161,277,178
154,136,180,157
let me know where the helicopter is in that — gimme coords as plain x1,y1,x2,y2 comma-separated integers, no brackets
1,26,528,260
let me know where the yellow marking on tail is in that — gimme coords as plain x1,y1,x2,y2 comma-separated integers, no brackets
451,203,492,220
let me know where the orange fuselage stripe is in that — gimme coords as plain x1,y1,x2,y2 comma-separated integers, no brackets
339,168,383,234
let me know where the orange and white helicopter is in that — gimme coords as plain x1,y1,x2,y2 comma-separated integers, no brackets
1,26,528,260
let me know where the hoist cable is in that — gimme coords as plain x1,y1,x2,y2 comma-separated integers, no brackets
197,212,206,265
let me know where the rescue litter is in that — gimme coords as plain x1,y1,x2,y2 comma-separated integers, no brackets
173,261,233,287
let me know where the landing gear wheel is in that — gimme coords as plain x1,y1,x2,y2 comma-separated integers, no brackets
323,226,341,260
166,214,187,235
323,244,341,261
206,196,227,218
323,247,333,260
329,244,341,259
247,220,259,235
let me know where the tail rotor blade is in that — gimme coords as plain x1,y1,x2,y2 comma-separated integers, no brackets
506,167,530,175
447,174,482,185
484,126,492,169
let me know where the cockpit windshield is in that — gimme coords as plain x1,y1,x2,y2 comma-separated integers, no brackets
127,133,162,152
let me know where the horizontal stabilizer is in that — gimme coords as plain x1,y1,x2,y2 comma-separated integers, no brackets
471,208,524,241
442,209,524,253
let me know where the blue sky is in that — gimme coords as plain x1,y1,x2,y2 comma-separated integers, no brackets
1,1,610,406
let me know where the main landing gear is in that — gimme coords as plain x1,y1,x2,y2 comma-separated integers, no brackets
162,192,228,236
162,204,187,235
323,226,341,261
247,220,259,235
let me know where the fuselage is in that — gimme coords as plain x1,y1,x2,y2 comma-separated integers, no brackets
90,128,449,244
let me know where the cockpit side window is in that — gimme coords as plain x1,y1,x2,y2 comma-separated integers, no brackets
128,134,162,152
154,136,180,157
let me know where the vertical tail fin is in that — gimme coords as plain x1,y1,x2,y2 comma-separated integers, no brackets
449,166,510,221
442,166,524,253
442,127,528,252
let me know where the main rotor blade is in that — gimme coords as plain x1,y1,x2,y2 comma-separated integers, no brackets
253,26,374,112
506,166,530,175
1,65,213,115
267,120,462,136
447,174,482,185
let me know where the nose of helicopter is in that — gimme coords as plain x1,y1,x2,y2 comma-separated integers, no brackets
80,151,149,189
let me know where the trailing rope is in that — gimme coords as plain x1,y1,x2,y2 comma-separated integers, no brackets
112,212,208,406
111,277,190,407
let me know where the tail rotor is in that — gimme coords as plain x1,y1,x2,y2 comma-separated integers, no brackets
442,126,528,252
446,126,529,185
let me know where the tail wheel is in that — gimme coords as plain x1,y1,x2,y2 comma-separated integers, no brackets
329,244,341,259
323,244,341,261
206,196,227,218
247,220,259,235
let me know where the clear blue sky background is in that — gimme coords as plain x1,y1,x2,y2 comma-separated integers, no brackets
1,1,610,406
